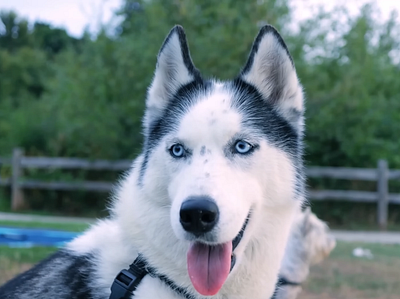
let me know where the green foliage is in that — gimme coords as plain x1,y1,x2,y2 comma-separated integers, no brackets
290,4,400,168
0,11,83,156
0,11,30,52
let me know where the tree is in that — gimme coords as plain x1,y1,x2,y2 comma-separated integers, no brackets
0,11,31,52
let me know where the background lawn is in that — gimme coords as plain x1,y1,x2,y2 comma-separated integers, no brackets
299,242,400,299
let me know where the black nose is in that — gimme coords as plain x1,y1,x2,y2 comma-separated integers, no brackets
180,197,219,236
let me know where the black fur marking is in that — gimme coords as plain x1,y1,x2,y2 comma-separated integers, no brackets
139,79,212,183
0,250,94,299
159,25,201,81
146,79,211,151
241,25,294,76
230,78,299,157
139,153,149,184
230,78,304,199
148,82,209,146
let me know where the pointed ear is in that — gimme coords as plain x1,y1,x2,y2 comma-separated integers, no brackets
240,25,304,131
144,25,200,131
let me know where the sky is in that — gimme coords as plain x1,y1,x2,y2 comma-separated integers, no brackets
0,0,122,36
0,0,399,37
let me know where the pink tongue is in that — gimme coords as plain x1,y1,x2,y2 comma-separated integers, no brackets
187,242,232,296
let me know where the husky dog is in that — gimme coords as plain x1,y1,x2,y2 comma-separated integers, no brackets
273,208,336,299
0,25,305,299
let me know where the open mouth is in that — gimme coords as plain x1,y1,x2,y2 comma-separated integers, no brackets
230,215,250,270
186,213,250,296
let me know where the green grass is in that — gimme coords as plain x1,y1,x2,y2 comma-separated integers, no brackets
0,246,59,284
0,220,91,232
300,242,400,299
0,246,58,264
331,242,400,259
0,220,89,285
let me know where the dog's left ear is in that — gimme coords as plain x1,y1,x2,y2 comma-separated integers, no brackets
145,25,200,132
240,25,304,131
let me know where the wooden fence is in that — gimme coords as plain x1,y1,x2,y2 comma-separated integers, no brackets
1,148,399,229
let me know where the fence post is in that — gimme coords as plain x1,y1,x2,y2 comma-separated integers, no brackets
377,159,388,230
11,148,25,210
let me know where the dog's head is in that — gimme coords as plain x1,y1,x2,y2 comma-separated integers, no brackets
136,25,304,296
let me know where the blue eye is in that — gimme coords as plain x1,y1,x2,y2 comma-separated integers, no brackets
234,140,253,154
170,144,185,158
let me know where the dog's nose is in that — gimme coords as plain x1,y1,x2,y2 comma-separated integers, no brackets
180,197,219,235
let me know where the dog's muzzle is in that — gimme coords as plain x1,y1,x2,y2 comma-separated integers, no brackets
184,210,251,296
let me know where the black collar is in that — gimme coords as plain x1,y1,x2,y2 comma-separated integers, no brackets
270,276,302,299
109,255,195,299
110,215,250,299
276,276,302,287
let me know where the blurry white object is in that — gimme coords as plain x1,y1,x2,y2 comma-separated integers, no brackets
352,247,373,259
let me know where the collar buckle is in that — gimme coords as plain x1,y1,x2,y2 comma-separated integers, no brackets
109,257,147,299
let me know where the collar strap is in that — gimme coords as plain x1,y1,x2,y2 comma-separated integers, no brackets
109,255,195,299
109,255,147,299
270,276,302,299
277,276,302,287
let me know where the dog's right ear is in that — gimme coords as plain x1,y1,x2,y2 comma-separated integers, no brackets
240,25,304,132
145,25,200,131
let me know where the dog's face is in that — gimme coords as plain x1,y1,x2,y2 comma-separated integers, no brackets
138,25,304,296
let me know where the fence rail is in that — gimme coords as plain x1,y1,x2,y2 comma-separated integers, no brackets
20,157,132,171
0,148,399,229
